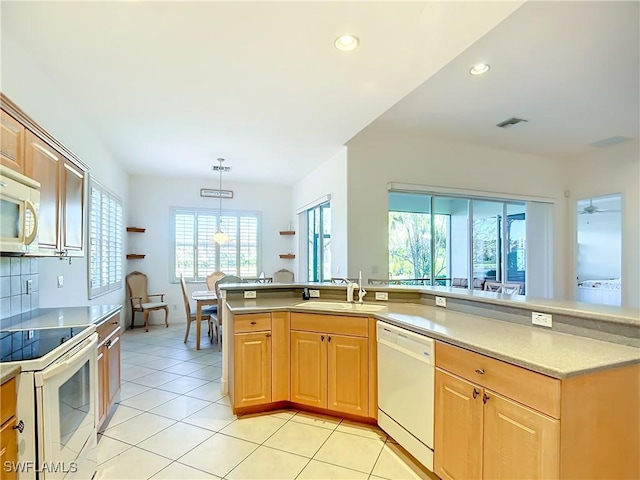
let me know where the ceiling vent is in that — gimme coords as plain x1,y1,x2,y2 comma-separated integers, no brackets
496,117,528,128
589,136,630,148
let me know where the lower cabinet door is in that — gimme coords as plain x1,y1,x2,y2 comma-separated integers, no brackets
327,334,368,416
107,334,121,408
290,331,326,408
234,332,272,408
483,391,560,480
97,345,107,428
0,417,17,480
434,369,484,480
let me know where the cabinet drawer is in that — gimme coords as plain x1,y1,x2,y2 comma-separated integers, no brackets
0,417,17,480
0,377,16,425
435,341,561,418
291,313,368,337
97,314,121,345
234,313,272,333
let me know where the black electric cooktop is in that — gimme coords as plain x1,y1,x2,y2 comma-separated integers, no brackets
0,326,85,362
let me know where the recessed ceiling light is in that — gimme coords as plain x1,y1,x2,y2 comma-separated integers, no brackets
469,63,490,76
335,35,359,51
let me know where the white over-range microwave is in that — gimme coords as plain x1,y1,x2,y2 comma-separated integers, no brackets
0,167,40,254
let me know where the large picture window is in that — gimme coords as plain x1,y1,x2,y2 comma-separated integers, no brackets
88,178,123,299
172,208,260,281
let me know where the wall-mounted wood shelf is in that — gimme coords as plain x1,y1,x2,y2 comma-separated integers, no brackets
279,254,295,259
126,227,146,233
126,254,146,259
279,230,295,235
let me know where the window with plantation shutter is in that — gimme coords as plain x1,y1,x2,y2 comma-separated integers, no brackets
88,178,123,299
171,208,260,282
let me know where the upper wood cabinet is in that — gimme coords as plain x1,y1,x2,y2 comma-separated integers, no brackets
1,110,25,173
24,130,85,256
2,95,88,257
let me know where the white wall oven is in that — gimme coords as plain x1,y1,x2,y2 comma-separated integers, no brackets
1,325,98,479
0,168,40,255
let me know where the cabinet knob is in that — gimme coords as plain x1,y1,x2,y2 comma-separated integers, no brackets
13,420,24,433
111,321,119,325
327,336,332,342
472,388,479,399
266,333,271,338
250,321,257,325
483,393,490,404
475,369,485,375
321,335,325,342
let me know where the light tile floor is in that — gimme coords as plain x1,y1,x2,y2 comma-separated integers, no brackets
96,324,434,480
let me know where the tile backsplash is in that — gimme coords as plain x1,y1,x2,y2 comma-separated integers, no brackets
0,257,39,320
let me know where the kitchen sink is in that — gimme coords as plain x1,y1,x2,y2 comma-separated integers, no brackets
292,301,387,312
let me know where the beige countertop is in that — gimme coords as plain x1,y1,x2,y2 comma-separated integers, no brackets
0,364,21,385
226,297,640,379
0,305,122,330
221,282,640,327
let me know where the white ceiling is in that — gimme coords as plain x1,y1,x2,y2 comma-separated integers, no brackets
1,1,522,184
371,1,640,160
3,2,637,185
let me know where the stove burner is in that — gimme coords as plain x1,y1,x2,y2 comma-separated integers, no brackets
0,327,84,362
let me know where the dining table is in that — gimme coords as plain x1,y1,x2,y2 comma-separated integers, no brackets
191,290,218,350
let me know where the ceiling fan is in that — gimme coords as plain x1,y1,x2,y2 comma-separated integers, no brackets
579,199,621,215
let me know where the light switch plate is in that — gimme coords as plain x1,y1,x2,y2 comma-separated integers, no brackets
435,296,447,308
309,289,320,298
532,312,553,328
375,292,388,301
57,275,64,288
244,290,257,299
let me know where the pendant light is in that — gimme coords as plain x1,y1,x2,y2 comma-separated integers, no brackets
213,158,229,244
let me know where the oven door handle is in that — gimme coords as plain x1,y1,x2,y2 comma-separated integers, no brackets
24,200,39,245
35,335,97,387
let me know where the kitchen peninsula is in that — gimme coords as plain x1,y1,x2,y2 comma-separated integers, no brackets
218,283,639,479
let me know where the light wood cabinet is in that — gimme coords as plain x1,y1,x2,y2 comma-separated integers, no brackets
231,312,290,409
0,377,17,480
434,370,483,480
435,341,639,480
234,332,272,407
97,313,121,430
2,95,88,257
290,313,369,416
0,110,25,173
24,130,86,257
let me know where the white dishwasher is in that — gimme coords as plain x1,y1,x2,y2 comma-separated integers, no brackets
377,321,435,471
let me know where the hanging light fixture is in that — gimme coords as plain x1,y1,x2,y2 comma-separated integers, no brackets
213,158,229,244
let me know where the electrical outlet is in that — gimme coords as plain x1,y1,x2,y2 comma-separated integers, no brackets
244,290,257,299
375,292,388,301
172,304,177,311
57,275,64,288
435,296,447,308
25,279,33,295
27,330,34,340
532,312,553,328
309,289,320,298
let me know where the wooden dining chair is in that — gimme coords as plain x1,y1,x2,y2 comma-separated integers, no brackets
273,269,294,283
206,271,226,291
180,275,213,343
211,275,244,349
484,281,522,294
125,271,169,331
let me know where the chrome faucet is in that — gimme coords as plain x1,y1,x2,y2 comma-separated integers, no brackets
346,280,357,303
357,270,367,303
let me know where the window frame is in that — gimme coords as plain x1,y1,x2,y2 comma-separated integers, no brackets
87,176,124,299
170,207,261,283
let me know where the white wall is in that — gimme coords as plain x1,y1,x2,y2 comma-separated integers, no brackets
291,147,348,281
127,175,292,322
345,128,566,296
563,140,639,307
2,32,130,308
